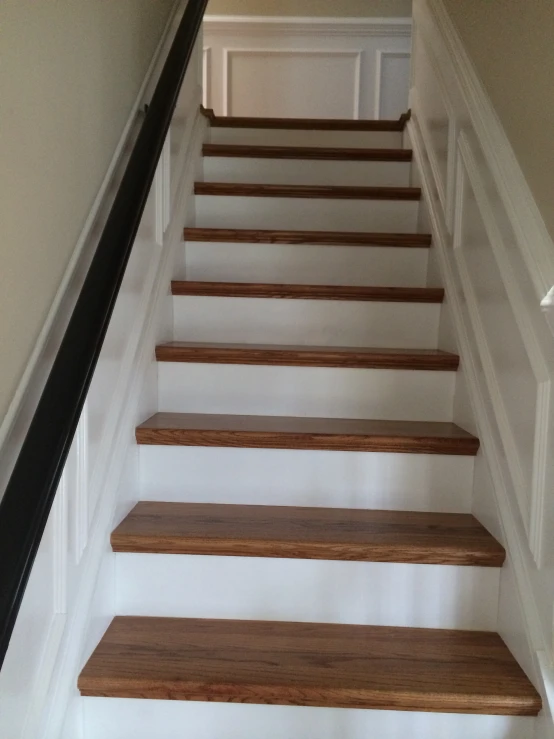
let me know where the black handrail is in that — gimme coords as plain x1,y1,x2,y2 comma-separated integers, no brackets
0,0,208,669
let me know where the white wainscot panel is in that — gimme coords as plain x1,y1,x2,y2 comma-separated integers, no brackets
411,41,450,206
224,48,361,119
375,51,411,119
454,144,548,543
204,16,412,119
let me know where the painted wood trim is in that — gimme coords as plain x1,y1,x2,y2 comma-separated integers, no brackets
155,343,459,370
171,282,444,303
183,227,432,247
194,182,421,200
135,413,480,455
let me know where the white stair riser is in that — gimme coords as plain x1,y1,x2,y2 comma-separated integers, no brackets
203,157,411,187
195,195,420,232
83,699,534,739
116,554,499,631
181,242,429,287
139,447,474,513
173,297,441,348
158,364,456,421
209,127,404,148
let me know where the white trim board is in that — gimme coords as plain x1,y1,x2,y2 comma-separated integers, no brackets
204,15,412,38
203,14,412,119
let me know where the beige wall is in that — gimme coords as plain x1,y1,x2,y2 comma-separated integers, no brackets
207,0,412,17
0,0,175,425
442,0,554,242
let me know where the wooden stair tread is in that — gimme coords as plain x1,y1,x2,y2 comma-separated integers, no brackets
112,502,505,566
171,282,444,303
194,182,421,200
155,342,459,370
201,108,410,131
183,228,432,247
203,144,413,161
78,616,541,715
136,413,479,455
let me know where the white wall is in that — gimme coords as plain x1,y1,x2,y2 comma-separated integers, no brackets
408,0,554,734
203,16,412,119
0,7,206,737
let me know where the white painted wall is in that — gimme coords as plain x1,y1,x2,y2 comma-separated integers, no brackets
0,7,206,736
408,0,554,733
203,16,412,119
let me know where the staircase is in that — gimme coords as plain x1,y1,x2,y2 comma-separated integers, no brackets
78,113,541,738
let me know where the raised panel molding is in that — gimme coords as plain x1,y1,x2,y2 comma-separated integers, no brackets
374,50,411,120
222,48,362,119
203,15,411,119
204,15,412,39
202,47,212,110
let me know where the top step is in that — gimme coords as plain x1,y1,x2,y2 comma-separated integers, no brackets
202,108,411,131
203,109,408,149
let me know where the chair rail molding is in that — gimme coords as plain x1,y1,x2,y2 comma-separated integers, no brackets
409,0,554,731
203,15,412,120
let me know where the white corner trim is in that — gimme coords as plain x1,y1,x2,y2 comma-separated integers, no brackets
0,0,187,496
424,0,554,307
204,15,412,38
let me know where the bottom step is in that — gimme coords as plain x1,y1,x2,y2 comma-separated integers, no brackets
79,617,540,715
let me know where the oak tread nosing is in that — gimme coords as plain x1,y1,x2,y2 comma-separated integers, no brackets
78,616,541,715
194,182,421,201
112,502,505,566
183,228,432,248
201,109,410,131
135,413,480,455
171,282,444,303
155,342,460,370
202,143,413,161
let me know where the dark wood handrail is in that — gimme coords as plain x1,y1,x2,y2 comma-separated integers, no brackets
0,0,209,669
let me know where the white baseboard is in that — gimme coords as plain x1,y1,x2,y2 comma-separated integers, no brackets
203,14,412,119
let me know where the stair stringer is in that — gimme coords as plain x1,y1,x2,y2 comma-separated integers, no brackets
46,110,208,739
407,111,552,738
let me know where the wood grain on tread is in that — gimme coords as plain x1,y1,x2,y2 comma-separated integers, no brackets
194,182,421,200
202,144,413,161
200,107,410,131
111,502,505,566
78,616,541,715
183,227,432,248
155,342,459,370
171,282,444,303
135,413,480,455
